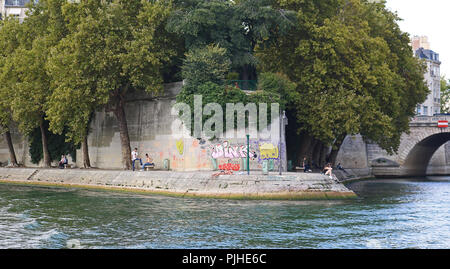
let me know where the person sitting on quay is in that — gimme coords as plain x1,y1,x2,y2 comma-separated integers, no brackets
323,163,333,179
58,155,68,169
131,148,143,171
141,154,155,171
337,163,349,175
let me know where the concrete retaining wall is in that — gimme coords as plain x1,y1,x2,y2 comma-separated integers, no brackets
0,168,356,200
0,82,286,172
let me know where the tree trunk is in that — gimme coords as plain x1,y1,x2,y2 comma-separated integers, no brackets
295,133,313,166
312,141,322,167
82,135,91,168
3,130,18,167
307,139,318,169
40,119,51,168
329,135,346,166
319,144,328,168
113,98,132,170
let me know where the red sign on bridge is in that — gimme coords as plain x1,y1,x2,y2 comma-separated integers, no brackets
438,120,448,128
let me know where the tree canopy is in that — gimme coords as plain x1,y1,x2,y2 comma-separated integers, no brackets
0,0,430,169
45,0,179,169
256,0,428,164
441,77,450,113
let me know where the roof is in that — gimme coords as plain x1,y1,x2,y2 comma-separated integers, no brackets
415,47,440,63
4,0,30,7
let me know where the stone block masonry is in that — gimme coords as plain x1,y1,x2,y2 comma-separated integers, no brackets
0,168,357,200
0,81,286,172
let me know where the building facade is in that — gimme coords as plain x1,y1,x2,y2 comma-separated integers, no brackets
413,38,441,116
0,0,30,22
411,35,431,51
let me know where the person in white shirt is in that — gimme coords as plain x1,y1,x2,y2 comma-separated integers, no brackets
131,148,143,171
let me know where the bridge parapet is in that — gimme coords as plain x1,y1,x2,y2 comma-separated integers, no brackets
410,116,450,127
368,116,450,177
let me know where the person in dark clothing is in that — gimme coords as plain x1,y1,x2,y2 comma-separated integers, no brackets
302,157,312,172
58,155,68,169
337,163,349,174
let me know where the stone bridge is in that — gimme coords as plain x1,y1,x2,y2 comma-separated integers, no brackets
368,115,450,177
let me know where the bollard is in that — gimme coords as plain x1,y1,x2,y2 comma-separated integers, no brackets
163,159,170,170
262,160,269,175
211,158,218,170
268,159,274,171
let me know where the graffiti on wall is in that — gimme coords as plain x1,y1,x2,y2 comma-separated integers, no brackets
219,163,241,171
211,141,250,159
259,143,279,160
176,139,184,155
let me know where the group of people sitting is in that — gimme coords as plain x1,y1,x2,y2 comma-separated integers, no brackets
57,148,154,171
131,148,155,171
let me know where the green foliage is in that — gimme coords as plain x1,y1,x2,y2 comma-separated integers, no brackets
182,44,231,87
256,0,428,154
28,120,78,165
167,0,296,78
1,0,68,136
441,77,450,113
226,72,240,81
176,40,296,136
256,72,298,109
45,0,178,145
177,43,239,116
0,18,23,132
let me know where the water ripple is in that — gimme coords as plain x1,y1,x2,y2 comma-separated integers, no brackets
1,178,450,248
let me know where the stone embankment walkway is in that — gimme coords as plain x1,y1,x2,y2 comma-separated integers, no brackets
0,168,357,200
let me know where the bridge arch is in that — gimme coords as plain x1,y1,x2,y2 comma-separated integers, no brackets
402,132,450,176
369,116,450,177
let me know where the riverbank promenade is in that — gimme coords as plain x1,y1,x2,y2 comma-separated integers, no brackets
0,167,356,200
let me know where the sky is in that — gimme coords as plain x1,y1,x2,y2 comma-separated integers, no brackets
385,0,450,78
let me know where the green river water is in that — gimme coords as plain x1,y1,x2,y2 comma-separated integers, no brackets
1,177,450,249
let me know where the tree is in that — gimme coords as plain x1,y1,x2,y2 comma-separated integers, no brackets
2,0,69,167
5,0,69,168
256,0,428,165
46,0,178,170
441,77,450,113
182,44,232,87
176,44,245,137
0,18,25,167
45,0,105,168
176,44,296,139
167,0,295,80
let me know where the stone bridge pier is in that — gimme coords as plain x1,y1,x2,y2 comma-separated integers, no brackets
368,116,450,177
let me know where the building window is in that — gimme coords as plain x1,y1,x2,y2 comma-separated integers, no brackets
424,106,428,115
417,105,422,115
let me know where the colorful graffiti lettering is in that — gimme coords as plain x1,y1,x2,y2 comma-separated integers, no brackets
219,163,241,171
176,139,184,155
259,143,279,160
211,141,249,159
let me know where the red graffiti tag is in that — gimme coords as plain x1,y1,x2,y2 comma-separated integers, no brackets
219,163,241,171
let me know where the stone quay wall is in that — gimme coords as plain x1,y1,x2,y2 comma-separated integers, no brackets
0,168,357,200
0,82,286,172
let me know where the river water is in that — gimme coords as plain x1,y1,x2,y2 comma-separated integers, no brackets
1,177,450,249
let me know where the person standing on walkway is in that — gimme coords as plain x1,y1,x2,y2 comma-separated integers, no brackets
303,156,312,172
131,148,143,171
